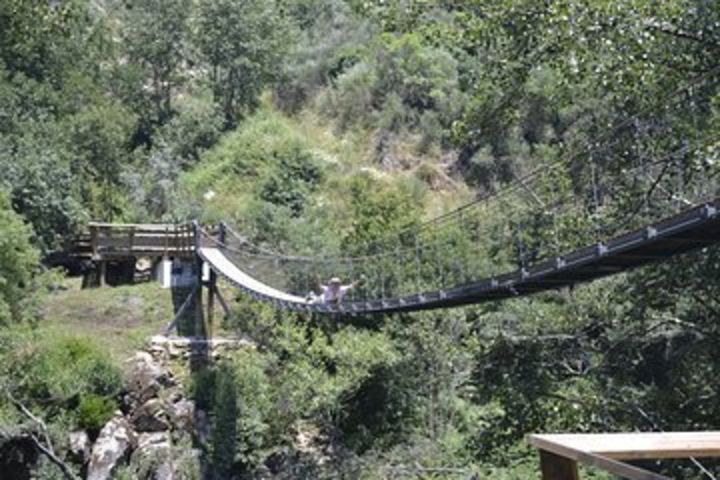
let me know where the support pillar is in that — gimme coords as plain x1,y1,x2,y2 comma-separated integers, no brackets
191,220,206,338
98,261,106,287
207,271,216,338
194,259,205,338
540,450,579,480
205,222,225,338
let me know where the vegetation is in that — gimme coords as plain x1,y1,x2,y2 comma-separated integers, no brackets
1,0,719,478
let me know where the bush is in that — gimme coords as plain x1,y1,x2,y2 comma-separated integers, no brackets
5,334,122,406
76,394,117,434
189,367,216,411
178,108,324,224
211,363,239,477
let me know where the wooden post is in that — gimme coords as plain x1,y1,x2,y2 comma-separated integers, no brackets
207,270,216,338
98,261,107,287
194,262,204,338
540,450,579,480
191,221,206,338
90,225,99,258
128,227,135,254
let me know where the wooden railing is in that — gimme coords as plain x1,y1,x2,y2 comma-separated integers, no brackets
529,431,720,479
73,222,194,259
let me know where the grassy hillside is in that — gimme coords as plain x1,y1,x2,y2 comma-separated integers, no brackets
40,278,174,361
178,100,474,256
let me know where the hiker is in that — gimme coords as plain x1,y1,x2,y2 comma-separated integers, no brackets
307,275,365,304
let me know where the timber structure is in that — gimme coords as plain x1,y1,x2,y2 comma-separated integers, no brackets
529,431,720,479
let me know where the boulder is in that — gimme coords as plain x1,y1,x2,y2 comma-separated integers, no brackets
194,409,212,445
87,414,136,480
136,432,171,453
131,432,173,480
126,352,173,406
132,398,170,432
168,398,195,433
68,430,90,464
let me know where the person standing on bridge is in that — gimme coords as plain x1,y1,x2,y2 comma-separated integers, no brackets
307,275,365,304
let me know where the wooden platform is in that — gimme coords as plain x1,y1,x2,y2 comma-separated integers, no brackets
529,432,720,479
74,222,195,260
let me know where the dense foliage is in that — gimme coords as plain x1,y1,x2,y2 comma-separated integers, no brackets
1,0,720,478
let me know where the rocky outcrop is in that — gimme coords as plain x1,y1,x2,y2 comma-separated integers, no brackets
80,336,248,479
87,414,136,480
125,351,174,409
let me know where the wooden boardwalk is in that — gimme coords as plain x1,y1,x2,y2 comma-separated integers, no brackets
529,431,720,479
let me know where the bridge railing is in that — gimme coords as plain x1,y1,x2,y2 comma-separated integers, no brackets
74,222,195,259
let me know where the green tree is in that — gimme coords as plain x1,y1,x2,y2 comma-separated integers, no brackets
122,0,191,126
0,192,40,325
60,101,137,220
0,132,83,252
194,0,291,126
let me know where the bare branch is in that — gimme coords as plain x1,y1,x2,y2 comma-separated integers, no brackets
7,394,80,480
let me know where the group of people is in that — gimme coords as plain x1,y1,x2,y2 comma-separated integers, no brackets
306,275,366,304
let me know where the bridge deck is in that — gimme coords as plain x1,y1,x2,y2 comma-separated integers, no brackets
197,200,720,315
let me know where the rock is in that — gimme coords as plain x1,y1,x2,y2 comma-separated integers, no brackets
136,431,171,451
132,398,170,432
194,409,212,445
131,432,173,480
68,430,90,464
126,351,173,406
87,414,136,480
168,398,195,433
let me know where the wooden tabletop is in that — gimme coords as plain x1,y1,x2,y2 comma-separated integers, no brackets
529,431,720,460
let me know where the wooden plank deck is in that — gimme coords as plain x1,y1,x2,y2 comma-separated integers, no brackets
528,432,720,480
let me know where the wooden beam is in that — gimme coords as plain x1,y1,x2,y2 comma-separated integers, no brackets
213,283,231,317
530,432,720,460
88,222,190,231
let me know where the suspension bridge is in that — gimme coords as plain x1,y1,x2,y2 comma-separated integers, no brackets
74,159,720,317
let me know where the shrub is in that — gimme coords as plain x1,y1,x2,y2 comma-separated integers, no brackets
7,334,122,406
156,95,223,165
179,108,324,223
76,394,117,434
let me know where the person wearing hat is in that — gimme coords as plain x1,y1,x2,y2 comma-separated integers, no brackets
308,275,365,304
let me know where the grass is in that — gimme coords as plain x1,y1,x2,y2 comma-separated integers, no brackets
40,277,175,361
